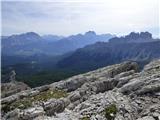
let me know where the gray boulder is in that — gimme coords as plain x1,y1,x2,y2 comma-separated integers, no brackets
4,109,20,120
19,106,45,120
137,116,155,120
90,78,118,93
68,91,81,102
43,98,69,116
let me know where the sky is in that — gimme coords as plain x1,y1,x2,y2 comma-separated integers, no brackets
1,0,159,37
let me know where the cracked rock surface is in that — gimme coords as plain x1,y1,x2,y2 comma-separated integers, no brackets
1,60,160,120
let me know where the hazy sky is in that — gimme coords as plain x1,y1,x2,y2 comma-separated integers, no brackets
2,0,159,37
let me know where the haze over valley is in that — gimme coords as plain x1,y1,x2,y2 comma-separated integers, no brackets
2,31,160,87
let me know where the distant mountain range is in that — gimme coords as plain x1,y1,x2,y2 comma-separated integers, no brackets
2,31,160,87
2,31,115,56
2,32,46,56
57,32,160,71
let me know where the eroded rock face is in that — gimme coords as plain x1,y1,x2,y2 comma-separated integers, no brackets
43,98,69,116
120,60,160,96
2,60,160,120
1,81,31,98
20,106,45,120
4,107,45,120
49,61,139,92
1,70,31,98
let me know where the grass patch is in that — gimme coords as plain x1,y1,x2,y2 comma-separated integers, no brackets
105,104,117,120
80,116,90,120
33,89,68,101
2,89,68,112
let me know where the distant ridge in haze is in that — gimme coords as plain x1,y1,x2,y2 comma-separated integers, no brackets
2,31,115,56
57,32,160,71
42,35,64,42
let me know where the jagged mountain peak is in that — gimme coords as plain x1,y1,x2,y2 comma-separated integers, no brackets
24,32,39,36
109,31,155,43
126,31,152,39
8,32,41,39
85,31,96,36
22,32,41,38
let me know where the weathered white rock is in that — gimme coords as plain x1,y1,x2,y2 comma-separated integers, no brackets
35,85,49,92
137,116,155,120
20,106,45,120
4,109,20,120
43,98,67,116
2,59,160,120
115,70,135,79
90,78,118,93
116,73,139,88
68,91,81,102
1,71,30,98
135,84,160,95
1,94,19,104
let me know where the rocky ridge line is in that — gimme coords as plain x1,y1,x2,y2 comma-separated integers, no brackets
1,60,160,120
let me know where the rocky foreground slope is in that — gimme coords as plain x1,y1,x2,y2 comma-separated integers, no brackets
1,59,160,120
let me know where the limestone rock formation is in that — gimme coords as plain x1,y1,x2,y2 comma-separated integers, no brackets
1,60,160,120
1,70,30,98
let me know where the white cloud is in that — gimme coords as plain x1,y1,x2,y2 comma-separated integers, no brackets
2,0,159,37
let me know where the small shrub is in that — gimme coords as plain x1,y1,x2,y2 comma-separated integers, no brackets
2,98,32,112
105,104,117,120
10,99,32,110
33,89,68,101
81,116,90,120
